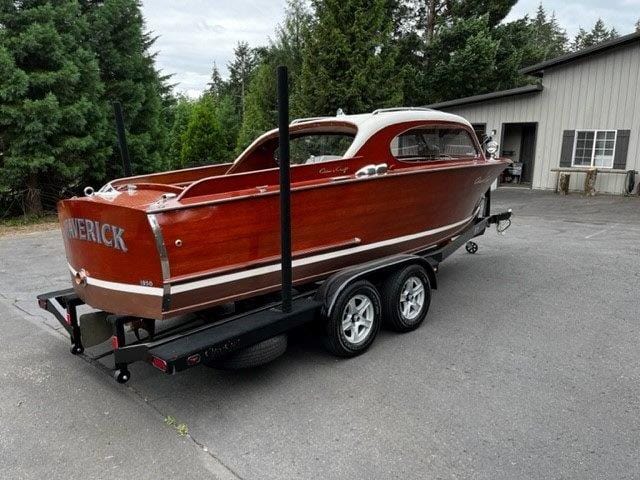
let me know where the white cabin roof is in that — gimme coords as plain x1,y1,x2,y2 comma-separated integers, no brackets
234,108,473,165
317,109,473,157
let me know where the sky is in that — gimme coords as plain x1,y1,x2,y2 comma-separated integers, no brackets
141,0,287,97
141,0,640,97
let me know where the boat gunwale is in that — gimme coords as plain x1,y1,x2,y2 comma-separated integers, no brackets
147,158,509,214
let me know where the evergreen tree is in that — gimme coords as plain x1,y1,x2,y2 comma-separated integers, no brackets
166,95,195,167
85,0,168,177
571,28,589,51
450,0,518,29
227,41,258,117
0,0,109,215
424,16,500,103
588,19,617,44
390,0,428,105
180,95,226,167
571,18,619,51
216,92,241,158
491,18,537,90
206,62,225,97
392,0,531,105
270,0,312,81
399,0,516,46
236,63,276,151
299,0,402,116
529,5,568,60
236,0,312,148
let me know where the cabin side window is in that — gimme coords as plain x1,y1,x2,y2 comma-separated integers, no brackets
275,133,355,165
390,126,479,162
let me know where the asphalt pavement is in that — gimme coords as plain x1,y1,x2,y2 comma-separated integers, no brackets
0,188,639,479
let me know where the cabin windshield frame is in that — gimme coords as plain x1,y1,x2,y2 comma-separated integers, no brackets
228,122,359,174
275,131,356,166
389,124,481,163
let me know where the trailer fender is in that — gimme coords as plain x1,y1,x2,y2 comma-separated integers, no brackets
316,254,437,318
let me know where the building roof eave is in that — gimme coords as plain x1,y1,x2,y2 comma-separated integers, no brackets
520,31,640,76
425,84,543,110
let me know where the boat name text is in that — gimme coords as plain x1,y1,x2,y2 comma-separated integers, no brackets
63,218,128,252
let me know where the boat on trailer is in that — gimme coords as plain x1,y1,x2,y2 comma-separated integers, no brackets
58,108,509,321
39,74,512,383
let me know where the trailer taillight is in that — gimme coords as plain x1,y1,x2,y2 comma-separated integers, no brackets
38,298,47,310
187,354,201,366
111,335,119,350
151,356,168,372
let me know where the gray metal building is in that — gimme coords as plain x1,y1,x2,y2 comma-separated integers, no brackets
428,32,640,194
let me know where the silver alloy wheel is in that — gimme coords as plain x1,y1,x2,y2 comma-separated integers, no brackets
399,276,425,321
341,294,375,345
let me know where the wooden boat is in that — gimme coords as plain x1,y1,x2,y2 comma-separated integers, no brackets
58,108,509,320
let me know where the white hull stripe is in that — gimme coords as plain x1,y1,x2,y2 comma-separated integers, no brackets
67,263,164,296
67,213,475,297
170,213,474,294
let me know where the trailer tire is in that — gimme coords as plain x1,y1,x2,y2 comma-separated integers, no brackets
323,280,381,357
382,264,431,332
204,334,288,370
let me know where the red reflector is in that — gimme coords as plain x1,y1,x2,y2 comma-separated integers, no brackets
187,354,201,366
65,313,71,325
38,299,47,309
151,356,168,372
111,336,119,350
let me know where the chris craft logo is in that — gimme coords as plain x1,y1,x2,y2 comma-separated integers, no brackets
473,174,494,185
319,166,349,175
63,218,128,252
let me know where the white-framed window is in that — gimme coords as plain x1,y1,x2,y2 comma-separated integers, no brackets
390,126,479,162
572,130,616,168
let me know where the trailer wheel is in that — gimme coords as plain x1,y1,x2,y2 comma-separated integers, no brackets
381,264,431,332
204,334,288,370
465,241,478,254
324,280,381,357
114,369,130,384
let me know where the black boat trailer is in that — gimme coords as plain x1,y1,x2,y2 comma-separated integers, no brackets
37,208,511,384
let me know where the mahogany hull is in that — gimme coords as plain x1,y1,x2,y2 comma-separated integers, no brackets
58,160,505,319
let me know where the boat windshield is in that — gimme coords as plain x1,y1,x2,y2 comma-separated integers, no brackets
275,133,355,165
391,126,479,162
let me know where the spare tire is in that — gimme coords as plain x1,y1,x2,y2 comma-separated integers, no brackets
203,334,288,370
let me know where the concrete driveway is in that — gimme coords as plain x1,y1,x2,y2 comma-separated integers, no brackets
1,189,639,479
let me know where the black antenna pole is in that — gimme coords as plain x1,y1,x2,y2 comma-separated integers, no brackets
277,66,292,313
113,102,132,177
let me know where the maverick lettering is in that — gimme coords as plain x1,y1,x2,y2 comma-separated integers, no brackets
63,218,128,252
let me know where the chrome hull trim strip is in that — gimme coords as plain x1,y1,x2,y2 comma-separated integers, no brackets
147,213,172,308
170,213,474,294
